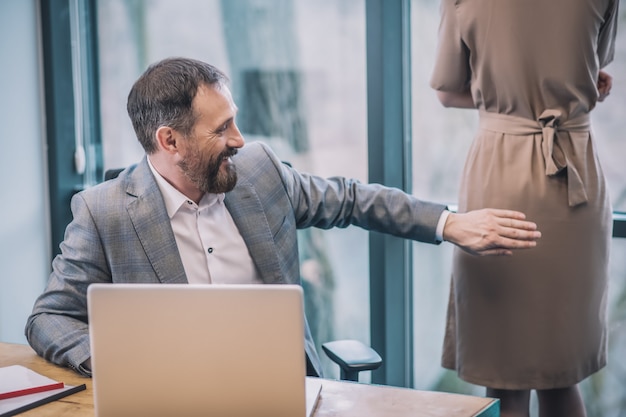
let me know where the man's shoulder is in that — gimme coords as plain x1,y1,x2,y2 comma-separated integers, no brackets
235,141,273,161
233,141,283,176
76,159,150,203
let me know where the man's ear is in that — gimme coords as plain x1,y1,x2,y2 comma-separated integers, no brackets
155,126,178,154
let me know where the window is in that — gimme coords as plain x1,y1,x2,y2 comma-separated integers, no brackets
410,0,472,390
43,0,624,396
410,2,626,416
96,0,369,379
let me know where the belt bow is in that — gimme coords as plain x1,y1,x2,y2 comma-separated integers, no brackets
538,109,588,207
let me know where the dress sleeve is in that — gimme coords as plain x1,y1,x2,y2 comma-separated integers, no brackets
597,0,619,68
429,0,471,92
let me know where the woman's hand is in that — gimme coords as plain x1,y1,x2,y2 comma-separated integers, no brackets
597,70,613,102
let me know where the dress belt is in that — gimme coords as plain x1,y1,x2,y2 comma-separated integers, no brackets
479,109,590,207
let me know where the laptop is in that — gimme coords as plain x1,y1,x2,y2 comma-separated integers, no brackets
87,283,322,417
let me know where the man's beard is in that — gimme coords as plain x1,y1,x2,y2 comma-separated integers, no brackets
178,146,238,194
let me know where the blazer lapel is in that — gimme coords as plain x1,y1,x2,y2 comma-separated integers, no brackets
224,181,285,284
125,159,188,284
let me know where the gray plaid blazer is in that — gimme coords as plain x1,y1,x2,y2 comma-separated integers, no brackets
25,141,446,377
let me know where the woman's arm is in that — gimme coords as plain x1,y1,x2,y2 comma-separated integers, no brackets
435,90,475,109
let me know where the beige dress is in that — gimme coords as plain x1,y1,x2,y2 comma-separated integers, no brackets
431,0,619,389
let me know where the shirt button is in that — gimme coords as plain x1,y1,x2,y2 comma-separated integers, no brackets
187,200,193,205
207,247,214,254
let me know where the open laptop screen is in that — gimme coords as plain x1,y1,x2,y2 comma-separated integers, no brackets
88,283,320,417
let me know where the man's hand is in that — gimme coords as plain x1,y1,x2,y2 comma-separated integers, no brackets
443,209,541,256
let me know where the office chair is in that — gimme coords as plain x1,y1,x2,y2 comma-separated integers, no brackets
321,339,382,382
104,168,125,181
103,168,383,381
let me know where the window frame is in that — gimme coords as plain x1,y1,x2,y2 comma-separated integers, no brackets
40,0,102,257
41,0,626,389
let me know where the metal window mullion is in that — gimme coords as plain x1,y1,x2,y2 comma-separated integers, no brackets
366,0,413,388
40,0,102,258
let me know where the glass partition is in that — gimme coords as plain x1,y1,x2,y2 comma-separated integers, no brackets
409,0,476,393
410,1,626,416
96,0,369,379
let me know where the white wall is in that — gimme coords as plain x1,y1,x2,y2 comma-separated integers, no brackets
0,0,50,344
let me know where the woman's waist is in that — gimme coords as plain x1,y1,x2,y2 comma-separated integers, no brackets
478,110,590,135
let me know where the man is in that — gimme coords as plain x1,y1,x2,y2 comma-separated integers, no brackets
25,57,541,377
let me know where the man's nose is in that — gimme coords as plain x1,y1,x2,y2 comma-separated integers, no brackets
228,124,245,148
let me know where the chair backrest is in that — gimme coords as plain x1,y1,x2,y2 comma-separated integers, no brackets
103,168,124,181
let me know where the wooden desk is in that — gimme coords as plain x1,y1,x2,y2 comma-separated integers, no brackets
0,342,498,416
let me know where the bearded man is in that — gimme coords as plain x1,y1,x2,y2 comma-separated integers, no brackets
26,57,541,377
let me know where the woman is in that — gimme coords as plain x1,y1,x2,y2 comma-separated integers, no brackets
430,1,619,416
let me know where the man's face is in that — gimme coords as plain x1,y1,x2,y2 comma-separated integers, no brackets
177,83,244,194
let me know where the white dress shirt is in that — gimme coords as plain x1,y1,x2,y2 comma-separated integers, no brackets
147,157,262,284
435,209,450,243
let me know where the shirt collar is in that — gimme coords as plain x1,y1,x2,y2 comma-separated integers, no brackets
147,156,224,218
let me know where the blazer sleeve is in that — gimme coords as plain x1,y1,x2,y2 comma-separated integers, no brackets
25,192,112,377
248,142,446,244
